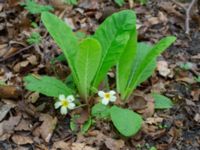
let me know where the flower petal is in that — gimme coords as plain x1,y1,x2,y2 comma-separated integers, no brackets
59,94,65,101
110,96,117,102
101,99,109,105
109,90,116,96
67,95,75,102
54,102,62,109
98,91,105,97
68,102,75,110
60,106,68,115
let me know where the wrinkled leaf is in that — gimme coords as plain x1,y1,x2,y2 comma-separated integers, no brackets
152,93,173,109
92,10,136,88
24,75,73,98
118,36,176,100
110,106,142,137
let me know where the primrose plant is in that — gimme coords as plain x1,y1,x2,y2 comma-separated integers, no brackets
24,10,176,137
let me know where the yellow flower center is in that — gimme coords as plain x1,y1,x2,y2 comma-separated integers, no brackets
105,93,110,100
61,99,69,107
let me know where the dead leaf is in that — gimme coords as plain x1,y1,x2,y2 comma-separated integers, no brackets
27,92,39,103
157,60,171,77
12,134,33,145
13,60,29,72
105,138,125,150
15,119,32,131
194,113,200,122
191,89,200,101
33,114,57,143
0,133,11,141
71,143,95,150
0,85,22,99
130,95,147,110
145,117,164,125
27,55,38,65
52,140,70,150
0,115,21,136
0,104,11,121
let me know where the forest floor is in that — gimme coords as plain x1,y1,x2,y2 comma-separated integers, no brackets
0,0,199,150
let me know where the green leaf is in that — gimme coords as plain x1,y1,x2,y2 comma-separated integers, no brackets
91,103,110,119
21,0,53,14
119,36,176,100
41,12,79,83
24,75,73,98
180,62,193,70
114,0,125,6
75,38,102,99
92,10,136,88
0,80,6,86
70,114,80,132
27,32,41,45
81,117,92,134
117,18,137,95
110,106,143,137
152,93,173,109
63,0,78,5
195,76,200,83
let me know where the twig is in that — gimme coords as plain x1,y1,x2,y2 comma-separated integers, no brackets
171,0,186,10
185,0,197,34
0,45,33,62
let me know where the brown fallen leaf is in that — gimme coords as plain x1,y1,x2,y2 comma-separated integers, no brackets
191,89,200,101
0,115,21,136
13,60,29,73
27,92,40,103
71,142,95,150
157,60,171,77
51,140,70,150
11,134,33,145
0,104,12,121
33,114,57,143
15,119,32,131
0,85,22,99
194,113,200,122
105,138,125,150
130,95,147,110
145,116,164,125
26,55,38,65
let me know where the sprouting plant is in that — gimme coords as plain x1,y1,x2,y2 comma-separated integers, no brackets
195,76,200,83
20,0,54,14
180,62,193,70
63,0,78,5
114,0,125,6
114,0,148,6
24,10,176,137
27,32,41,45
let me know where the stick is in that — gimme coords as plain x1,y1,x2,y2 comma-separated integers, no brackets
185,0,197,34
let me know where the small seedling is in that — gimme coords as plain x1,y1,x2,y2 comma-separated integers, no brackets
180,62,193,70
27,32,41,45
63,0,78,5
195,76,200,83
114,0,148,6
20,0,53,14
24,10,176,137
